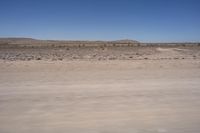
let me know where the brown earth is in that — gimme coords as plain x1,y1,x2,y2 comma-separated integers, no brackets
0,45,200,133
0,46,200,61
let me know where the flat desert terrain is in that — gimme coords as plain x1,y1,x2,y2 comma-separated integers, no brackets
0,45,200,133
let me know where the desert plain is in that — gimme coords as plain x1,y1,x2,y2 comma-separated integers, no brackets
0,39,200,133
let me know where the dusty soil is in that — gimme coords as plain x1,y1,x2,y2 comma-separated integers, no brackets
0,46,200,61
0,46,200,133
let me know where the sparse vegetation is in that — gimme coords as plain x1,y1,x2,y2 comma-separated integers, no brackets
0,38,200,61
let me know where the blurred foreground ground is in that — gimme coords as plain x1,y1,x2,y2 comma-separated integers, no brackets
0,59,200,133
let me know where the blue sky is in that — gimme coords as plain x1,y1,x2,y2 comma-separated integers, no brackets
0,0,200,42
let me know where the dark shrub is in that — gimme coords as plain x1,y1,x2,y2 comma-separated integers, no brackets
36,57,41,60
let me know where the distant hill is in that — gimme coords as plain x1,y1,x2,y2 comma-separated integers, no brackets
0,38,139,43
0,37,37,41
0,37,38,43
115,39,139,43
0,38,40,45
0,38,141,47
0,38,199,47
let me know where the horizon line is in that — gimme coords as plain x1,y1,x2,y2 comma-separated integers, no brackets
0,37,200,43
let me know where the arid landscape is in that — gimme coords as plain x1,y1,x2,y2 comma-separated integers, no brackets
0,38,200,133
0,38,199,61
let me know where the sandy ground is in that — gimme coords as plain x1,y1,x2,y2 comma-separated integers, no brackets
0,59,200,133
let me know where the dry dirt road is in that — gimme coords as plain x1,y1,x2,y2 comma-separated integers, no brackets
0,60,200,133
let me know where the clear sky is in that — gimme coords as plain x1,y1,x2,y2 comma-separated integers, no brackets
0,0,200,42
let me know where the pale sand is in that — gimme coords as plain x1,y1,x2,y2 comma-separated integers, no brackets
0,60,200,133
